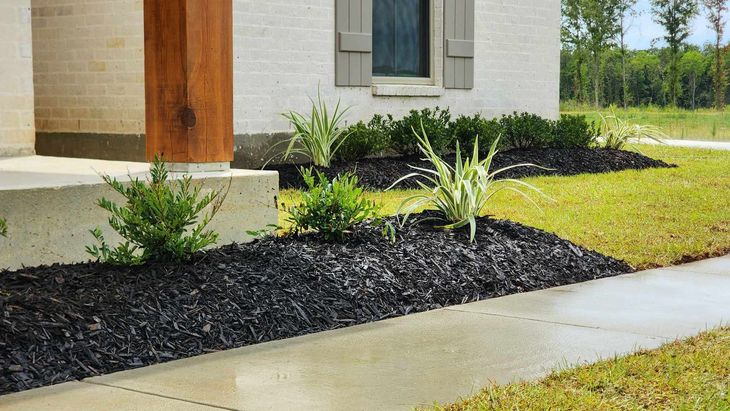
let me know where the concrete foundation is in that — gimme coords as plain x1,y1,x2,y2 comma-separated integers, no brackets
35,131,306,169
0,156,278,271
167,162,231,173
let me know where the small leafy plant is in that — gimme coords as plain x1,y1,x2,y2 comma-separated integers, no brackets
390,107,452,156
552,114,598,148
335,114,392,162
451,114,504,155
0,218,6,237
499,112,555,149
389,125,545,242
287,168,381,241
281,90,351,167
86,156,227,265
599,111,667,150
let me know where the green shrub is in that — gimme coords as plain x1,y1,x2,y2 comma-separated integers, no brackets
552,114,599,148
0,218,6,237
281,90,350,167
450,114,504,155
389,125,544,242
335,115,392,162
389,107,452,156
287,168,380,241
599,111,667,150
86,156,227,265
499,112,555,149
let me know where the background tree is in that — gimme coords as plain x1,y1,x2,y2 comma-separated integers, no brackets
602,49,626,104
702,0,729,110
650,0,700,106
628,50,665,105
680,49,710,109
617,0,639,108
582,0,622,107
562,0,589,103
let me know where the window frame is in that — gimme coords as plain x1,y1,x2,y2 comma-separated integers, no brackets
371,0,436,86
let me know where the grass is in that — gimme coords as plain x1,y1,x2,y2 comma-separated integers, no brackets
560,104,730,142
279,145,730,269
433,327,730,410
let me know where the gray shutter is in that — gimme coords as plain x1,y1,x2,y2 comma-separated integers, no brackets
444,0,475,89
335,0,372,87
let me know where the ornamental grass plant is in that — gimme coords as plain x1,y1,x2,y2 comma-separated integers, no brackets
281,90,351,168
389,125,546,241
600,111,667,150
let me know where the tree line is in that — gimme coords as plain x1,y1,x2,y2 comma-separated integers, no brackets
561,0,729,110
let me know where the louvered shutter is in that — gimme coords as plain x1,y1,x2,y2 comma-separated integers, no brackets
335,0,372,87
444,0,475,89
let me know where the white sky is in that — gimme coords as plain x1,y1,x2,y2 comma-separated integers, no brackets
624,0,729,50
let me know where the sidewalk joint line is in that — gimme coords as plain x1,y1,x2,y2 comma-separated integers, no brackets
443,308,670,340
81,380,239,411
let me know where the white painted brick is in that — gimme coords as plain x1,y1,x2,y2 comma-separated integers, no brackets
30,0,559,140
0,0,35,157
32,0,144,135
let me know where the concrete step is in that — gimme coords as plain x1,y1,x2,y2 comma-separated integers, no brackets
0,155,278,270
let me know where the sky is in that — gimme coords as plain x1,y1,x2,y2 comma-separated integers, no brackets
624,0,728,50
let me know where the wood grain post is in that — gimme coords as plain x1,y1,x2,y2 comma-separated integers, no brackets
143,0,233,166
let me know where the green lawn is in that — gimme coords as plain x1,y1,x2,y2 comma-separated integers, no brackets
434,327,730,411
561,105,730,142
279,145,730,269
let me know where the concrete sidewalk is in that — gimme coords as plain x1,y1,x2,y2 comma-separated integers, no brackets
640,138,730,151
2,256,729,411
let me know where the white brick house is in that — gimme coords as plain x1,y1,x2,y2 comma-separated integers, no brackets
1,0,560,166
0,0,35,157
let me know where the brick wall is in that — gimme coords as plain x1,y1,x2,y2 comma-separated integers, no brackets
31,0,560,160
234,0,560,135
31,0,144,134
0,0,35,157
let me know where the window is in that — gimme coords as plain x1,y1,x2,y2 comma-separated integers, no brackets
372,0,430,79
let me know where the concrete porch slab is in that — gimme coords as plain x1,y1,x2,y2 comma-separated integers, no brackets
0,155,150,190
0,155,278,270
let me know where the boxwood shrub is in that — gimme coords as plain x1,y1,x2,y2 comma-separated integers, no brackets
330,109,599,162
552,114,598,148
389,107,452,156
450,113,504,155
499,112,555,149
335,114,391,162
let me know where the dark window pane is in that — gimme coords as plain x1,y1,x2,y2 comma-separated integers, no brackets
373,0,430,78
373,0,396,76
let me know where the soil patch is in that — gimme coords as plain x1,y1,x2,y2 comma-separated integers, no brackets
271,148,675,190
0,214,631,395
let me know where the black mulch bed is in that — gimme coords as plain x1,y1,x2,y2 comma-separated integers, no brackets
272,148,675,190
0,214,632,395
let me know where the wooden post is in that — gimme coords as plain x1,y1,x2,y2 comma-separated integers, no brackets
143,0,233,168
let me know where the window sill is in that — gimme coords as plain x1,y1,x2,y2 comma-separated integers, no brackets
371,84,444,97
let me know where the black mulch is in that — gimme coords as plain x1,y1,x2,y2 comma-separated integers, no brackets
0,214,632,395
271,148,675,190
